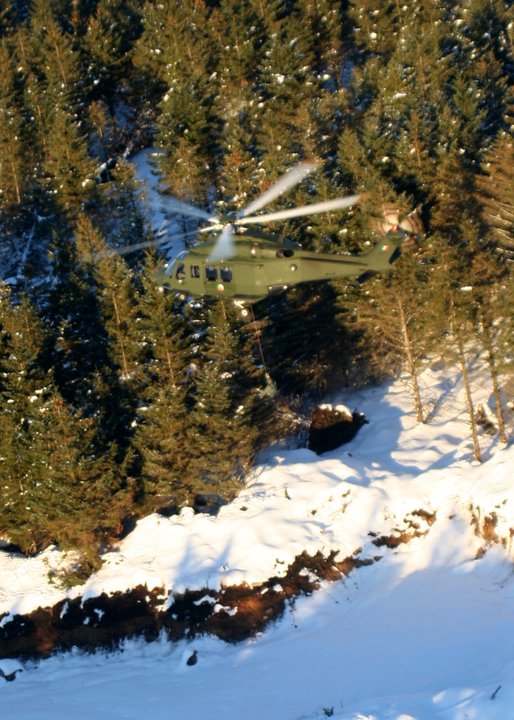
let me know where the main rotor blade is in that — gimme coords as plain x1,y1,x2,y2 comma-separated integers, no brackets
164,197,217,223
236,195,362,225
238,162,319,218
208,224,235,260
97,236,174,257
95,228,201,258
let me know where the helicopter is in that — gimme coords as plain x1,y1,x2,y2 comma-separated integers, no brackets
124,163,423,314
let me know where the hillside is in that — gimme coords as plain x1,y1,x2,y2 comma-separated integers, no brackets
1,362,513,719
0,2,513,717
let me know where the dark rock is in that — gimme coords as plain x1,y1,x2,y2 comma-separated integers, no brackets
308,404,368,455
186,650,198,666
193,493,228,516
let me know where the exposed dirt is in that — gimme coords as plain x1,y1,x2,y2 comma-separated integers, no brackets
468,506,514,559
0,511,438,662
369,509,437,549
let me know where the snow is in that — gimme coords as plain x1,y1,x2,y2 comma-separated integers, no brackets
1,363,514,718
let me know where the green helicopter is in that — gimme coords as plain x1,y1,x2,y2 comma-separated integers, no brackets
122,163,422,314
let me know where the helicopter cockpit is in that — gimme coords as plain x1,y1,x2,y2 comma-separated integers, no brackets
164,250,188,278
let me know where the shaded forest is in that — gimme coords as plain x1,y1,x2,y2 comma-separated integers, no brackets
0,0,513,575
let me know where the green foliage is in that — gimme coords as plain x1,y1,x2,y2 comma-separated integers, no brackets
181,301,260,499
0,0,513,563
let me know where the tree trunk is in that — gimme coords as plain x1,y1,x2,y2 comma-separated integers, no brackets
456,332,482,463
481,312,509,444
164,340,176,389
397,297,424,422
111,290,129,378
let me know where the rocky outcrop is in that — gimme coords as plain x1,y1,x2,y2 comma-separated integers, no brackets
308,404,368,455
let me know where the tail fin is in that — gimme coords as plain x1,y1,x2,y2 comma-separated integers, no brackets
361,234,403,275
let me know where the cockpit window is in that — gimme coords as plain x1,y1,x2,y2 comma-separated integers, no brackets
205,266,218,281
191,265,200,278
176,263,186,280
220,267,232,282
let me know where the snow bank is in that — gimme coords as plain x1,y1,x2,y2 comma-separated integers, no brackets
1,364,513,720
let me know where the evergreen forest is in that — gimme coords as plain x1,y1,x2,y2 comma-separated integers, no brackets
0,0,513,576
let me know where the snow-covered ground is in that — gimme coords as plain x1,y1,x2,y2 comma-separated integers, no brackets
1,361,513,719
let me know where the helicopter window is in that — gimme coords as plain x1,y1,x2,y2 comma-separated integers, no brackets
220,267,232,282
176,263,186,280
276,248,294,258
191,265,200,278
205,266,218,281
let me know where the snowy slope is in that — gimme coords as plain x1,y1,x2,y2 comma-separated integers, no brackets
1,362,513,719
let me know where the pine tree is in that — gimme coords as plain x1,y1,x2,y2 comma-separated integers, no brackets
135,0,215,202
132,382,190,513
2,386,130,563
23,6,97,218
74,214,142,382
215,117,258,212
81,0,144,103
136,253,189,395
0,286,50,553
254,5,318,171
347,0,402,66
478,129,514,252
96,159,149,249
429,233,484,462
263,281,355,396
45,225,135,452
182,301,259,502
294,0,344,81
133,0,211,87
41,101,97,217
210,0,264,96
128,254,193,512
0,42,26,210
353,252,436,423
46,226,110,406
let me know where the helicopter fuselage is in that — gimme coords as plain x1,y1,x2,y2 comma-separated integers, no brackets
154,229,404,304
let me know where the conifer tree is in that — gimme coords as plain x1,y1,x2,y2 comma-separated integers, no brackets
23,6,97,218
182,301,259,501
82,0,144,103
135,0,214,202
347,0,402,66
429,233,484,462
46,226,109,405
354,252,435,423
132,382,190,513
0,286,50,553
127,255,193,512
473,271,511,445
45,225,134,453
254,6,317,171
96,159,149,249
136,253,189,395
478,129,514,252
216,118,258,212
74,214,142,383
294,0,344,82
2,383,130,562
0,42,26,211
